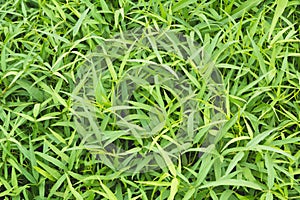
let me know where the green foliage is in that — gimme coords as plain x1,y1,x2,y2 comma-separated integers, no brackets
0,0,299,199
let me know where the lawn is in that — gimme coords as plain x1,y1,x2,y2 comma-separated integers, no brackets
0,0,299,199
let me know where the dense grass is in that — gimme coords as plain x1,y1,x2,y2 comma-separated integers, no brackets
0,0,299,199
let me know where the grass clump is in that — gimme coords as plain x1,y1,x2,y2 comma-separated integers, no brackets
0,0,299,199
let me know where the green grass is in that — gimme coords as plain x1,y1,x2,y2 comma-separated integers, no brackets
0,0,300,199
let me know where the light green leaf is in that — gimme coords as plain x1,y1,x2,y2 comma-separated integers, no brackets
268,0,288,41
73,8,90,37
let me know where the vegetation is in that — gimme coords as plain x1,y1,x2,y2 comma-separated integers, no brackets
0,0,299,199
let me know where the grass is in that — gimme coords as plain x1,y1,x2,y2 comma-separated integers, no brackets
0,0,299,199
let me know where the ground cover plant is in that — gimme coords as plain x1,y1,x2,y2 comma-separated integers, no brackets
0,0,299,199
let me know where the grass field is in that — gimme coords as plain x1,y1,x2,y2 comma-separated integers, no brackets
0,0,300,199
